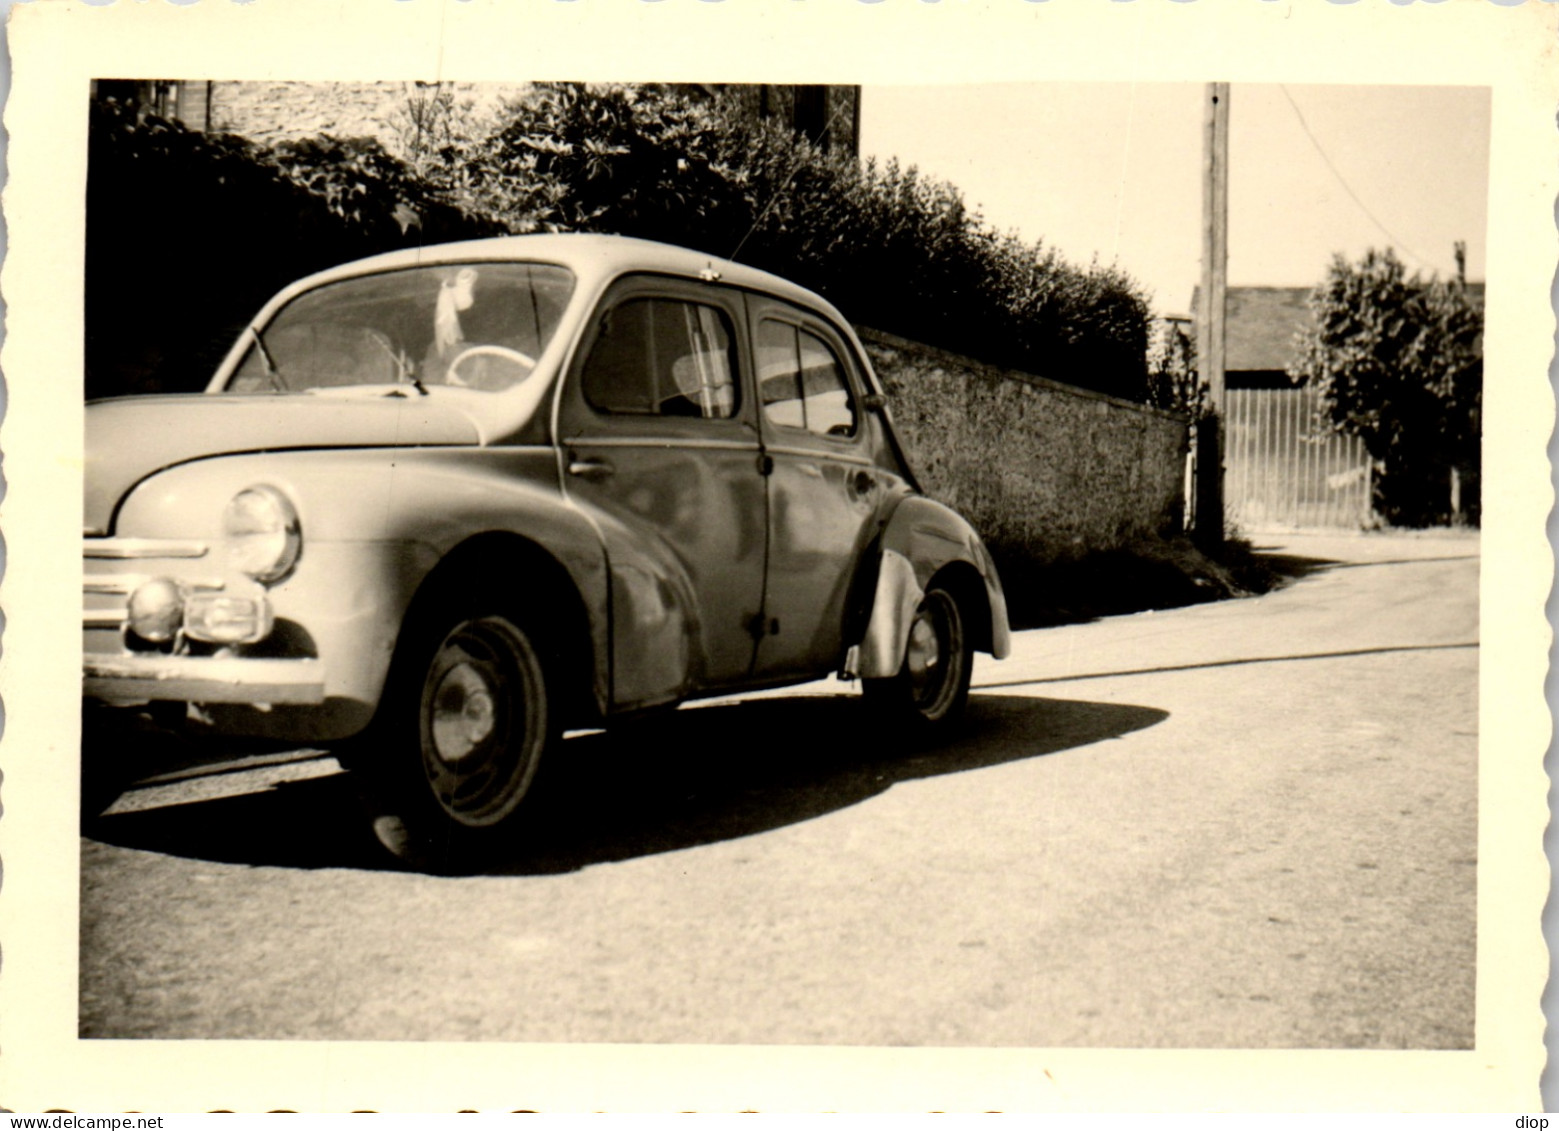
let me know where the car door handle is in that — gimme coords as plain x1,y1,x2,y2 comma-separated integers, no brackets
567,457,614,480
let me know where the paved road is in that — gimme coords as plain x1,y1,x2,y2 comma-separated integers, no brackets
80,532,1478,1048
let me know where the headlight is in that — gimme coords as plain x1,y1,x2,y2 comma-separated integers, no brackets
222,485,301,583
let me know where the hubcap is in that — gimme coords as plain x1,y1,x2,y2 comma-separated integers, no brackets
903,590,963,718
906,613,942,686
430,661,498,762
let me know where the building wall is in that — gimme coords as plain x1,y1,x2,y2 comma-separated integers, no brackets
204,81,530,149
712,84,860,153
185,81,858,155
859,327,1189,565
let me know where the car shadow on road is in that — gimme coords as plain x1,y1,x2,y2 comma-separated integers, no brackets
82,692,1168,875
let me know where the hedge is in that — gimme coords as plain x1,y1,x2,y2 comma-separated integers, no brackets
86,85,1152,403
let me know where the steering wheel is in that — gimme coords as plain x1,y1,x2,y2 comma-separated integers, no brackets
446,344,537,390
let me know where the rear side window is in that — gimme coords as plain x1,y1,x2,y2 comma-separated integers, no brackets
757,320,857,438
581,298,738,419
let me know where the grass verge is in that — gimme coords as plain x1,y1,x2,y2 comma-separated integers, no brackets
994,536,1287,632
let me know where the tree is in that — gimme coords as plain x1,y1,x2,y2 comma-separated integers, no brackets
1146,317,1205,418
1288,248,1482,527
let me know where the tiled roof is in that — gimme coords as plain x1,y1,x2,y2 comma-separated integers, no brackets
1224,287,1314,372
1192,283,1486,373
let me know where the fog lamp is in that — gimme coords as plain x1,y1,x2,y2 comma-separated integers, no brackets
127,577,185,643
222,485,301,583
185,594,273,644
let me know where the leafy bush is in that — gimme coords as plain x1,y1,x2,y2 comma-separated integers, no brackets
1288,248,1482,527
85,97,500,398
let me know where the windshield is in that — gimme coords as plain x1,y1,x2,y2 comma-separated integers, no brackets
226,262,576,394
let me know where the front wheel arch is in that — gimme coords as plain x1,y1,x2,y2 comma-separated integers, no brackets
361,602,559,872
388,532,600,730
340,534,597,870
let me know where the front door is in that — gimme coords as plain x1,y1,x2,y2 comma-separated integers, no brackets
558,277,768,710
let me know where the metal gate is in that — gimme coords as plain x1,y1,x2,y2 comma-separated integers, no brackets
1224,388,1374,530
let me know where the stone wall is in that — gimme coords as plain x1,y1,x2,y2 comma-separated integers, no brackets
859,327,1189,566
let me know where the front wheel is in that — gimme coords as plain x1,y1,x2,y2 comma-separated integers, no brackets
862,584,973,737
365,610,557,872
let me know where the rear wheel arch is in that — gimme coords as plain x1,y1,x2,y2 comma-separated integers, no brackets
926,559,994,657
860,570,977,736
854,496,1003,676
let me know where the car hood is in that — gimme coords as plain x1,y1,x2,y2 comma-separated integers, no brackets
85,393,483,535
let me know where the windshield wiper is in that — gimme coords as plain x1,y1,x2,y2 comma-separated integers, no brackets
383,377,428,398
249,327,285,393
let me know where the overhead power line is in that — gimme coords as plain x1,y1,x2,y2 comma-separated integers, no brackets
1278,84,1431,270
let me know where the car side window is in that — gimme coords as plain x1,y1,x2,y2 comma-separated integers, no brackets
581,298,739,419
757,319,858,438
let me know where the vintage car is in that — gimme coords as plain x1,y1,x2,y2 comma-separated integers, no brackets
83,234,1010,868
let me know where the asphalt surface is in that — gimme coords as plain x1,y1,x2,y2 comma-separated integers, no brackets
79,531,1478,1047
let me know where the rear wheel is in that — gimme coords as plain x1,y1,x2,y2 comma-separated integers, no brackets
365,608,557,872
863,584,973,737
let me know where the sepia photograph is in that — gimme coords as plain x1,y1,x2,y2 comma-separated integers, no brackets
77,77,1485,1050
2,0,1553,1113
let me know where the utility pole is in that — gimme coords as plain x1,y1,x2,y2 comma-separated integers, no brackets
1194,81,1230,548
1450,238,1467,523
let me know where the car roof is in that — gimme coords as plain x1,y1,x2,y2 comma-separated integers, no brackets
293,233,851,325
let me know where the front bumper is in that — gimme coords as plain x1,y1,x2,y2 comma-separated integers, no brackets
83,532,422,741
83,533,325,708
83,653,326,706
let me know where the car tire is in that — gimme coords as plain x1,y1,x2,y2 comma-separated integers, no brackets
363,605,558,873
862,583,973,737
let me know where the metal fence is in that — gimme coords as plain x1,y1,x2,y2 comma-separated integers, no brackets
1224,388,1374,530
